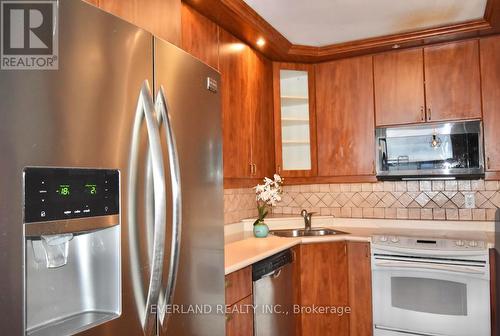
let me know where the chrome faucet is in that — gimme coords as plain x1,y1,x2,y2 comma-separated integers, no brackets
301,209,314,231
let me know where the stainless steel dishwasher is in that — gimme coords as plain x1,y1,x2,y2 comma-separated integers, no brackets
252,249,295,336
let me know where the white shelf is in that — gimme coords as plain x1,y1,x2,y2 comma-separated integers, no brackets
281,95,308,100
280,69,312,171
280,96,309,106
282,140,310,145
281,118,310,123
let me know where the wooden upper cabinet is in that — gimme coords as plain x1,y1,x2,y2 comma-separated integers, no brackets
316,56,375,177
273,63,317,178
219,29,253,179
424,40,482,122
250,50,275,178
97,0,181,46
180,4,219,69
298,242,349,336
480,36,500,172
374,48,426,126
219,29,275,182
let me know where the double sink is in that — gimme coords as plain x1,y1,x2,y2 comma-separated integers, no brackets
270,227,348,237
269,210,348,237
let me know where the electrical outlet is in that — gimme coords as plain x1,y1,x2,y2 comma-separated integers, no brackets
464,193,475,209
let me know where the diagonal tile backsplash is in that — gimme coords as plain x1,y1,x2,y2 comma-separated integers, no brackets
271,181,500,221
223,180,500,225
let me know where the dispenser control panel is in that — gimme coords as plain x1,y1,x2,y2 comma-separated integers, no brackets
24,167,119,223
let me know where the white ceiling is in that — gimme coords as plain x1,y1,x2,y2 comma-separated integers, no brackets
243,0,488,46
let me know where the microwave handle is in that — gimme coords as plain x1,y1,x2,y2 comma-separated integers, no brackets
374,260,486,275
379,138,388,170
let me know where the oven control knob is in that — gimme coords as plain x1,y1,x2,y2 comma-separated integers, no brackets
379,236,388,242
455,240,465,247
390,236,400,243
468,240,478,247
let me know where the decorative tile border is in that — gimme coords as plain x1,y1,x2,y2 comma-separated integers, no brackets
270,181,500,221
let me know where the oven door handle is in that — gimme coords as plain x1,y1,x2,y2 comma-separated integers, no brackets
374,260,486,275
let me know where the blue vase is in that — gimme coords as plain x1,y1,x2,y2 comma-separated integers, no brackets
253,222,269,238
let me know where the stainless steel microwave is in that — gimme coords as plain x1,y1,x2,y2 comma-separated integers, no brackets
375,120,484,180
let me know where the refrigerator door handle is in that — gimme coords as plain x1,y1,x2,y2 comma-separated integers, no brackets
128,80,167,336
155,86,183,328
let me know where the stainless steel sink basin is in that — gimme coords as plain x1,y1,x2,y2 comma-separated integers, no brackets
269,228,349,238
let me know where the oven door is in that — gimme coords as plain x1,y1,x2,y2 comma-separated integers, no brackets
372,254,490,336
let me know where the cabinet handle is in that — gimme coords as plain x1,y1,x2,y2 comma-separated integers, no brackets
277,165,281,175
420,106,424,121
225,313,233,323
253,164,257,176
372,161,376,174
487,157,491,170
365,245,370,258
225,278,232,289
427,107,432,121
249,163,253,176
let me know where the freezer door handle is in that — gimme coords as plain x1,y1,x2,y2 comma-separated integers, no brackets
155,86,183,328
128,80,167,336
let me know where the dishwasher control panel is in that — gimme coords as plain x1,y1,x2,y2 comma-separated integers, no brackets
252,249,293,281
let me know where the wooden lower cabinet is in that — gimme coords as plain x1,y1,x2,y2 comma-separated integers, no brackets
295,242,373,336
296,242,349,335
225,266,254,336
225,266,252,306
226,295,254,336
348,242,373,336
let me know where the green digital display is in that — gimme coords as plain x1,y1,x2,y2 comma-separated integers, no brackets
85,184,97,195
58,184,70,196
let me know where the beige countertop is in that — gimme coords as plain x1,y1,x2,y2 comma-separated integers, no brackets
224,216,496,275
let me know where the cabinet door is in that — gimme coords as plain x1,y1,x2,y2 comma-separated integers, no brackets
374,49,425,126
316,56,375,177
219,29,253,178
180,4,219,69
424,40,482,122
225,266,252,306
226,295,254,336
348,242,373,336
97,0,181,46
480,36,500,172
250,48,276,179
273,63,318,177
298,242,349,336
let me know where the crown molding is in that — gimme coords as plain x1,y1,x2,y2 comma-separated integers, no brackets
184,0,500,62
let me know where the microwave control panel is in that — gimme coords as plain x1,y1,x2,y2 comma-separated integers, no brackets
24,167,119,223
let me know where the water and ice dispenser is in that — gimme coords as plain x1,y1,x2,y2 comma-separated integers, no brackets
23,168,121,336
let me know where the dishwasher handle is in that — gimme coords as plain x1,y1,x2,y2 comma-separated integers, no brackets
259,266,286,280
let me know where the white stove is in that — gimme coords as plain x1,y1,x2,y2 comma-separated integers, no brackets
371,235,490,336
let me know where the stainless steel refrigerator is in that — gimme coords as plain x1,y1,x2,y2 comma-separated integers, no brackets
0,1,225,335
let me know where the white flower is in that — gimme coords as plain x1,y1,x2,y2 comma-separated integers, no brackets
254,173,283,206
